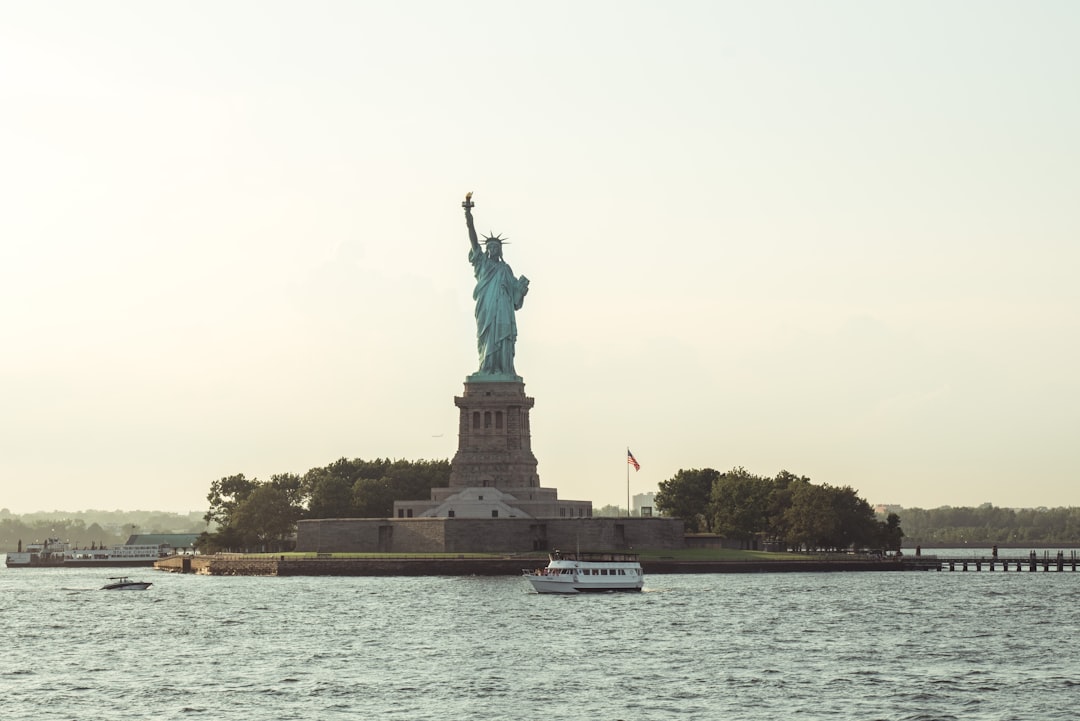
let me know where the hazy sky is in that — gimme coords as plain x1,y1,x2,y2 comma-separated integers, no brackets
2,2,1078,515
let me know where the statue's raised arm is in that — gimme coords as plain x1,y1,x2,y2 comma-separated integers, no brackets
463,191,479,253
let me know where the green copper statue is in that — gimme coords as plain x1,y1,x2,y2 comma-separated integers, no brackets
463,192,530,380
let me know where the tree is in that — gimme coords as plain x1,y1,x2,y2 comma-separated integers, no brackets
353,477,397,518
878,512,905,552
231,485,299,551
268,473,304,513
709,467,772,547
195,525,247,554
826,485,878,551
305,470,356,519
382,459,451,501
655,468,720,532
783,479,835,551
200,473,306,552
301,458,451,519
204,474,259,528
764,470,807,547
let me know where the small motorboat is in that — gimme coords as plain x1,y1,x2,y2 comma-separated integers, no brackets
101,576,152,591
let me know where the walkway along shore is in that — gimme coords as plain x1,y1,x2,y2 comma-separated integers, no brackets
152,553,1080,577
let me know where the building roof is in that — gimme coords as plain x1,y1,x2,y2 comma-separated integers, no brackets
126,533,200,548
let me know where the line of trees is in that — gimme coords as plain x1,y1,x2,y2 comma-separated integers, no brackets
196,458,450,553
654,467,904,552
897,504,1080,546
0,510,205,552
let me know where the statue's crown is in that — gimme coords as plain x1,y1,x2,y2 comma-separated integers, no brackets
483,233,509,245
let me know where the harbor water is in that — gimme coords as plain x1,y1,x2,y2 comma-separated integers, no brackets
2,560,1079,720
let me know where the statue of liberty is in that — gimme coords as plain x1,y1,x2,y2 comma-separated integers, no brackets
462,192,529,380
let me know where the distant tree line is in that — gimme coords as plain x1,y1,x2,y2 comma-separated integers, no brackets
196,458,450,553
593,504,648,517
0,510,205,552
897,504,1080,546
655,467,904,552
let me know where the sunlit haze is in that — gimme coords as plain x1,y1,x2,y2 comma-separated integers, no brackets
2,2,1078,515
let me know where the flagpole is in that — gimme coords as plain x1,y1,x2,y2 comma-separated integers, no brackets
626,446,631,518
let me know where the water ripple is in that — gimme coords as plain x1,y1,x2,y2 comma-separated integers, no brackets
2,568,1080,719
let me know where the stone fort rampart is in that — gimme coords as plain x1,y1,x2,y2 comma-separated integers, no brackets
296,516,685,554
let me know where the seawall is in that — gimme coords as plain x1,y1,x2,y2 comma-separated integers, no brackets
155,554,931,577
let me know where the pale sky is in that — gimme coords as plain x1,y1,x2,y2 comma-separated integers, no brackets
2,2,1078,515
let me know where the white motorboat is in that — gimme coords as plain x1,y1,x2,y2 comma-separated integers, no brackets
101,576,152,591
523,550,644,594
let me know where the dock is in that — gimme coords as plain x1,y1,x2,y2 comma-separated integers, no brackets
909,551,1079,572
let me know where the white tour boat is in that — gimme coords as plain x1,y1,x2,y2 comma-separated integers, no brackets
101,576,153,591
523,550,644,594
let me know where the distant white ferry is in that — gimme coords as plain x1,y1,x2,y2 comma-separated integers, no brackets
5,538,169,568
65,544,169,567
523,550,644,594
4,538,68,567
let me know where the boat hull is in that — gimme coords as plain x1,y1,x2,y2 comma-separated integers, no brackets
6,557,160,568
101,578,153,591
525,575,642,594
4,556,65,568
63,559,159,568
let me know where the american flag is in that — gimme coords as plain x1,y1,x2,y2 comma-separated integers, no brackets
627,449,640,471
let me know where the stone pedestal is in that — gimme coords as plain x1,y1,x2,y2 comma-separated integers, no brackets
392,377,592,521
449,380,540,490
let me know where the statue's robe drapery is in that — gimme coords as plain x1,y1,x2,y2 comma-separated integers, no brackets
469,246,528,376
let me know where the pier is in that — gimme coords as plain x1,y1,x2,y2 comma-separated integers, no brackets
911,551,1079,572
